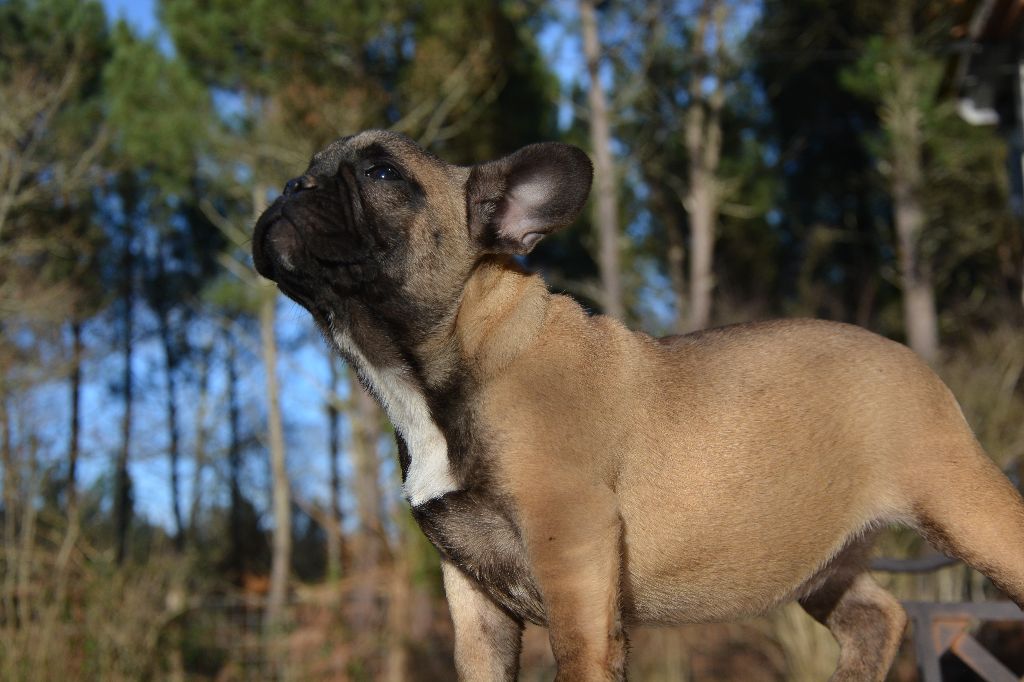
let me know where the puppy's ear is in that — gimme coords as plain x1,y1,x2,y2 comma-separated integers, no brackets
466,143,593,255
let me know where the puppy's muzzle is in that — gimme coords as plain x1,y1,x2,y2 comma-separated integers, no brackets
252,171,379,290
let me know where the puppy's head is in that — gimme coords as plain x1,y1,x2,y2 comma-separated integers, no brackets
253,130,591,351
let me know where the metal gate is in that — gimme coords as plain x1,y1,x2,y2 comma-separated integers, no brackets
904,600,1024,682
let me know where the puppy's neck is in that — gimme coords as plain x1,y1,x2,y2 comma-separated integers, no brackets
332,258,549,389
326,258,549,505
450,256,550,379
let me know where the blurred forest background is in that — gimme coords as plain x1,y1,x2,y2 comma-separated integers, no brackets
2,0,1023,679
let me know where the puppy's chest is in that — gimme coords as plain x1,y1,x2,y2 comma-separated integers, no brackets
331,331,542,619
413,490,545,625
332,329,461,505
389,388,545,621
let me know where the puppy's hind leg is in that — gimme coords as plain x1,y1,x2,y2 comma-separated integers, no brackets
798,542,907,682
909,445,1024,607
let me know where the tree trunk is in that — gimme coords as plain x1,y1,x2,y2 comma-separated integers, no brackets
226,335,244,580
16,434,38,630
250,179,293,633
115,220,134,566
665,207,688,334
887,0,939,364
687,183,716,333
351,376,384,570
260,285,291,628
892,163,938,363
261,282,291,633
54,318,84,610
66,318,83,512
383,550,411,682
188,341,212,544
683,0,726,333
0,391,10,511
156,296,185,552
53,362,83,664
347,372,386,641
580,0,624,320
383,479,419,682
1,389,15,620
325,352,344,583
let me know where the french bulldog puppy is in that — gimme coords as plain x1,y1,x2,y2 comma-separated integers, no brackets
253,130,1024,681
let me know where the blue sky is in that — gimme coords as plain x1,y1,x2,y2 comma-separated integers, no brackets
103,0,157,34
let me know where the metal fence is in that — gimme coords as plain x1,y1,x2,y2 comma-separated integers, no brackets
904,601,1024,682
876,461,1024,682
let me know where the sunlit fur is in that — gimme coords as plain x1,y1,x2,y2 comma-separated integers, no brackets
254,131,1024,682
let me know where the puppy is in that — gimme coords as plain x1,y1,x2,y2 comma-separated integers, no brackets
253,130,1024,681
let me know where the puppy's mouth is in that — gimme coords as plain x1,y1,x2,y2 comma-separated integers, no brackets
252,202,293,282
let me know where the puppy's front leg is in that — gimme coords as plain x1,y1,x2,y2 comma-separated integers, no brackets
521,486,626,682
441,558,524,681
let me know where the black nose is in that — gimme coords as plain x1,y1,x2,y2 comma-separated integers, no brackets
283,174,318,196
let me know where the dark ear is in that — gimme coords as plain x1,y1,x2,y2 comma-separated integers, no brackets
466,143,593,255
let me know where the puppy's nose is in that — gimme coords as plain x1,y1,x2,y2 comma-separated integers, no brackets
283,174,318,196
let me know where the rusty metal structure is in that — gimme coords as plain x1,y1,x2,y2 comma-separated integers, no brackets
874,462,1023,680
904,601,1024,681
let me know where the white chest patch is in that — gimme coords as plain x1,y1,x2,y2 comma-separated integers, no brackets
331,328,458,506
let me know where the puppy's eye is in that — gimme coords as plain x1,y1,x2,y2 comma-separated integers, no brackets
365,164,403,181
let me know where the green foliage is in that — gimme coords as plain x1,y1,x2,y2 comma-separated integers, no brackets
834,2,1020,336
103,22,210,194
840,35,941,109
0,0,112,326
750,0,890,323
161,0,396,94
0,0,109,159
0,0,107,76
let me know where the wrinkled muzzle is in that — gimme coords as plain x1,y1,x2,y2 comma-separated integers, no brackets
252,171,384,297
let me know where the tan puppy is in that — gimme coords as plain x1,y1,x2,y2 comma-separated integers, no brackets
252,130,1024,681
